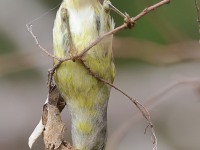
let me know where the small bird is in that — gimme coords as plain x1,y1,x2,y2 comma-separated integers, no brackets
53,0,115,150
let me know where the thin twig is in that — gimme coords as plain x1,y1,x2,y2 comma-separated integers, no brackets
79,60,157,149
26,3,61,60
107,78,200,150
75,25,127,58
26,24,61,60
99,78,157,150
132,0,170,22
46,24,127,90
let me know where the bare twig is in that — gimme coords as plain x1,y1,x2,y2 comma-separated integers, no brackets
26,24,61,60
79,60,157,149
132,0,170,22
107,78,200,150
46,24,127,91
26,3,61,60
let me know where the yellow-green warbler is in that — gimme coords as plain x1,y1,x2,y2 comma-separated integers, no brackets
53,0,115,149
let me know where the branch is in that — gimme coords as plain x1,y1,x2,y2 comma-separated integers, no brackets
132,0,170,22
79,60,157,149
107,77,200,150
26,24,61,61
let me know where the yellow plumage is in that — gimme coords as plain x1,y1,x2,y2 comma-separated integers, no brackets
53,0,115,149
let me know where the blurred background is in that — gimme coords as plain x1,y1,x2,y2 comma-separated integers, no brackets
0,0,200,150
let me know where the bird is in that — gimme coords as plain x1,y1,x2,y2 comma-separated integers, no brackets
53,0,115,149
